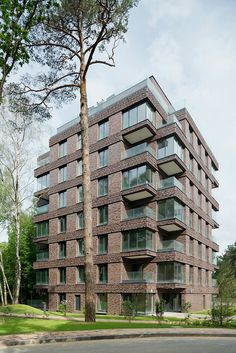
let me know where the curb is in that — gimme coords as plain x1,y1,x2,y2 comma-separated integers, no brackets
2,331,236,347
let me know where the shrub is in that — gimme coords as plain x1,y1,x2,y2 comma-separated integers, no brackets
121,300,136,322
155,299,165,321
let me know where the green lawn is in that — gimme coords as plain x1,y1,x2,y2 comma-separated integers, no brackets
0,317,177,336
0,304,44,315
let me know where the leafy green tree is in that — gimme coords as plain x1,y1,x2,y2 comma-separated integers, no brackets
0,0,58,101
16,0,139,322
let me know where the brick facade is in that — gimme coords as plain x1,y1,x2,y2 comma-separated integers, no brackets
33,76,219,314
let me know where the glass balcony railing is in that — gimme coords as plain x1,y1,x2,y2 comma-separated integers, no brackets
157,262,184,284
157,136,184,161
124,143,156,159
212,278,217,287
159,113,182,130
157,277,184,284
37,156,50,167
36,204,49,215
157,240,184,253
158,199,185,223
36,251,49,261
159,177,183,192
122,271,154,283
123,206,156,221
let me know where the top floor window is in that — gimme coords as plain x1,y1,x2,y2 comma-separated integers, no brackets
99,120,109,140
59,140,67,158
122,102,155,129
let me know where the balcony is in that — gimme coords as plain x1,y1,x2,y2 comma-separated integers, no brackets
159,176,184,192
212,278,217,287
157,240,184,253
122,229,155,258
159,113,182,130
122,271,154,283
123,206,156,221
157,198,186,232
36,251,49,261
123,142,155,159
37,155,50,167
157,136,185,176
157,262,184,285
35,270,49,286
36,204,49,215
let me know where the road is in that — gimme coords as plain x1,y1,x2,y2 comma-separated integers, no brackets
1,337,236,353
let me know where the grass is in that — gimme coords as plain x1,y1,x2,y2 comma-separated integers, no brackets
0,304,44,315
0,317,178,336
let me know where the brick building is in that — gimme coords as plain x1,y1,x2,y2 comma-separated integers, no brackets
33,76,219,314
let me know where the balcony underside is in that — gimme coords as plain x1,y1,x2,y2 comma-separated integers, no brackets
121,185,156,202
158,155,186,176
121,249,156,259
157,218,186,232
122,120,156,145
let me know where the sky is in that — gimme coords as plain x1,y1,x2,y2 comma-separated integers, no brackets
1,0,236,252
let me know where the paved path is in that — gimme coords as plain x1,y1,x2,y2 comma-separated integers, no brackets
0,327,236,348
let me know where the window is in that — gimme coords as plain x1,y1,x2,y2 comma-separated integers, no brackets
122,102,155,129
77,159,83,176
98,177,108,196
97,293,107,313
35,221,49,237
77,212,84,229
189,155,193,173
197,268,201,285
123,229,154,251
37,173,49,190
198,217,201,233
59,242,66,259
98,264,108,283
58,293,66,305
59,140,67,157
198,242,202,259
122,165,154,189
98,235,108,254
59,165,67,182
77,185,83,202
189,127,193,145
189,210,193,228
77,238,84,256
59,191,67,208
75,295,81,311
59,216,67,233
197,139,201,156
59,267,66,284
98,205,108,225
205,270,209,286
99,148,108,167
77,133,82,150
189,238,193,256
99,120,108,139
205,223,209,237
197,191,201,208
189,266,193,284
197,166,201,183
189,182,193,200
77,266,85,283
36,269,48,284
205,246,209,261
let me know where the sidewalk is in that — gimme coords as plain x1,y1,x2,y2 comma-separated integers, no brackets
1,327,236,347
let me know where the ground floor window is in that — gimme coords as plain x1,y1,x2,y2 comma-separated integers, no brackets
122,293,154,314
75,295,81,311
160,292,182,312
97,293,107,313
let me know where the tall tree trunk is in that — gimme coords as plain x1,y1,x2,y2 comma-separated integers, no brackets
0,281,4,305
13,143,21,304
80,61,96,322
0,251,13,303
